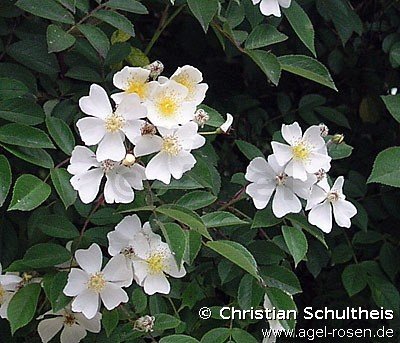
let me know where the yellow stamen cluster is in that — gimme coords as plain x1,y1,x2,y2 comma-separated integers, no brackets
162,136,181,156
87,272,106,293
292,142,310,161
127,81,146,99
146,252,166,275
157,97,178,117
105,113,125,133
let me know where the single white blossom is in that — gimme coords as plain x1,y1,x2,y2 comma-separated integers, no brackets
134,122,205,184
0,264,22,319
245,155,314,218
252,0,292,17
112,66,151,103
144,79,197,129
271,122,331,181
68,146,146,204
63,244,133,319
37,306,101,343
131,234,186,295
219,113,234,133
77,84,147,162
306,176,357,233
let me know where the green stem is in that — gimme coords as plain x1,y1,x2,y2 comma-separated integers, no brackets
67,3,105,33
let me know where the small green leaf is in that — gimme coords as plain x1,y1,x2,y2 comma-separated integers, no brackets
201,328,230,343
103,308,119,337
187,0,219,32
0,78,29,101
251,206,282,228
368,147,400,187
235,140,264,160
238,274,264,309
41,215,79,239
50,272,70,312
50,168,77,208
46,24,76,53
2,145,54,169
201,211,248,228
206,240,259,279
93,10,134,36
159,222,186,267
0,123,54,149
46,116,75,155
381,95,400,123
0,98,45,126
7,283,41,334
153,314,181,331
282,225,308,267
184,230,202,265
278,55,337,91
260,265,302,295
197,105,225,128
342,264,367,297
265,287,297,330
105,0,148,14
231,329,258,343
246,49,281,86
245,24,288,49
0,155,11,207
160,335,200,343
23,243,71,268
16,0,74,24
78,24,110,59
8,174,51,211
327,140,353,160
176,191,217,210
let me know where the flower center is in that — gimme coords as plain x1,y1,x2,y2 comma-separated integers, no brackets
327,191,340,203
127,81,146,99
146,253,165,275
101,159,117,173
292,142,310,161
63,313,76,327
162,135,181,156
87,272,106,293
157,97,178,117
275,172,288,186
121,246,136,259
105,113,125,133
0,285,5,305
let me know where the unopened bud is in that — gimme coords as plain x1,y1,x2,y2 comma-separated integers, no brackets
145,60,164,79
141,122,157,136
331,133,345,144
134,315,155,332
193,109,209,128
319,123,329,137
122,153,136,167
218,113,234,134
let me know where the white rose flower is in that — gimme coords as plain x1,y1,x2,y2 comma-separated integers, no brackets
134,122,206,184
37,306,101,343
131,234,186,295
271,122,332,181
68,146,146,204
306,176,357,233
165,65,208,105
112,66,151,103
144,79,197,129
77,84,147,162
245,155,314,218
0,264,22,319
252,0,292,17
63,244,133,319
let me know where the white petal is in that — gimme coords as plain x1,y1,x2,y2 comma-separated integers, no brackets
133,135,163,157
281,122,302,145
164,256,186,278
60,324,87,343
332,176,345,193
278,0,291,7
246,182,275,210
103,254,133,287
267,154,285,175
285,159,307,181
79,84,112,120
63,269,89,297
110,92,125,105
76,117,106,146
145,152,171,184
131,260,149,285
38,317,64,343
332,199,357,228
308,201,332,233
305,184,327,211
75,243,103,274
271,142,293,166
75,312,102,333
104,172,134,204
100,283,128,310
116,215,142,238
107,231,130,257
96,132,126,162
260,0,281,16
121,164,146,190
115,94,147,121
303,125,325,150
70,168,103,204
245,157,275,183
168,152,196,180
0,292,13,318
67,146,99,175
71,290,99,320
122,119,145,144
220,113,233,133
143,273,170,295
0,274,23,289
272,186,302,218
305,152,332,174
113,66,150,91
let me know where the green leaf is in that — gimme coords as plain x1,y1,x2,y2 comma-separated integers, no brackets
46,24,76,53
176,191,217,210
201,328,230,343
381,95,400,123
283,0,316,57
23,243,71,268
187,0,219,32
282,225,308,267
235,140,264,160
184,230,202,265
78,24,110,59
342,264,367,297
103,308,119,337
201,211,248,228
197,105,225,128
0,63,37,94
0,123,54,149
7,39,60,75
245,24,288,49
286,213,327,248
238,274,264,309
231,329,258,343
65,66,102,82
160,335,200,343
246,49,281,86
8,174,51,211
131,287,147,313
46,116,75,155
315,107,350,128
49,272,70,312
2,145,54,169
380,243,400,281
153,313,181,331
105,0,148,14
0,98,45,126
7,283,41,334
41,215,79,239
206,240,260,279
159,222,186,267
278,55,337,91
327,139,353,160
260,265,302,295
251,206,282,228
264,287,297,330
93,10,134,36
0,155,11,207
156,204,211,239
0,77,29,101
50,168,77,208
16,0,74,24
368,277,400,314
368,147,400,187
